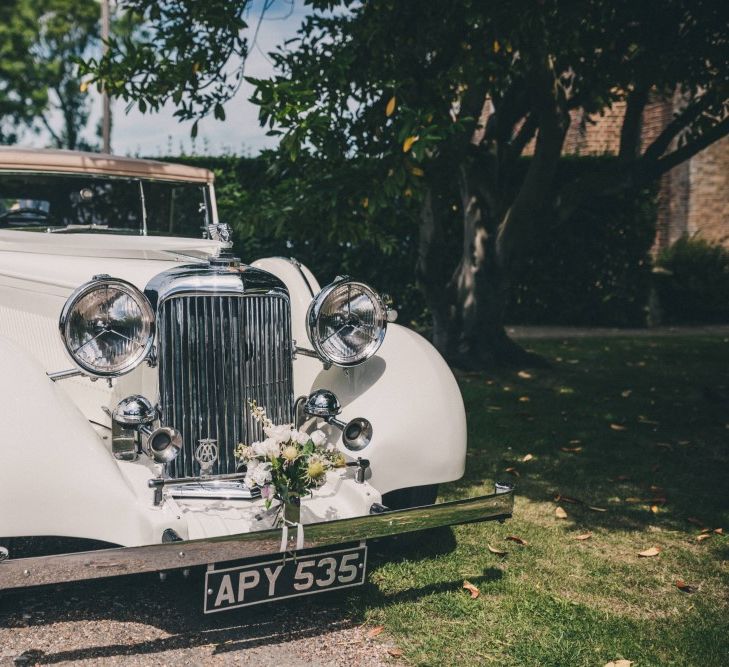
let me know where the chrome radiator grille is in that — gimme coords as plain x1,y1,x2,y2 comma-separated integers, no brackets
157,293,294,478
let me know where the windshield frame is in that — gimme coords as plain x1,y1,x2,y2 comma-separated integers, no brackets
0,169,215,238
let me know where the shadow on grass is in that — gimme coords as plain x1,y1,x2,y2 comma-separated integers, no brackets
450,335,729,534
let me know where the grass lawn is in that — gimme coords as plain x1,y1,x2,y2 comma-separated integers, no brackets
352,335,729,666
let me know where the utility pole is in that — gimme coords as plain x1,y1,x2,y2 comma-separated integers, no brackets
101,0,111,153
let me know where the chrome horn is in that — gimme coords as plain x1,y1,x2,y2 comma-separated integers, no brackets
112,395,182,464
139,425,183,464
302,389,373,451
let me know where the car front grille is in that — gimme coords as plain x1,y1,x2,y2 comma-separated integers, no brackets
157,293,294,478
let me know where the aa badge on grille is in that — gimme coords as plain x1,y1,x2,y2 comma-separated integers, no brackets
195,438,218,476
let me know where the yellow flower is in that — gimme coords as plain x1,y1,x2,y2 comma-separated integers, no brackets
282,445,299,462
307,460,326,480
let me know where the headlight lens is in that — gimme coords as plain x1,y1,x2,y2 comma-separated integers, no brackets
59,276,155,377
307,279,387,366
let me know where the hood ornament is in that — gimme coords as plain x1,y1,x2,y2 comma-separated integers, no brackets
195,438,218,476
206,222,233,244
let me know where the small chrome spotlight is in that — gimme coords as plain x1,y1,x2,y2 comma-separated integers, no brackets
113,395,155,426
303,389,373,451
303,389,342,420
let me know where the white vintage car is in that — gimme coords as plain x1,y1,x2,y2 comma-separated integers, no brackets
0,148,513,612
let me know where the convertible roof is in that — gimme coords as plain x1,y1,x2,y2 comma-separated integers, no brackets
0,147,213,184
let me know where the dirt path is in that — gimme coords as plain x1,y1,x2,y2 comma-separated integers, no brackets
0,572,394,666
507,324,729,339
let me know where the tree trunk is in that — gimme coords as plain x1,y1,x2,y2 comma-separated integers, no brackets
449,164,543,368
446,62,569,369
415,187,456,357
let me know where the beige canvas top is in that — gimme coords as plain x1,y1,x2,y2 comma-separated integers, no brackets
0,147,214,184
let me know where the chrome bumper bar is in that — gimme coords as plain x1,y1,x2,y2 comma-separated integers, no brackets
0,490,513,591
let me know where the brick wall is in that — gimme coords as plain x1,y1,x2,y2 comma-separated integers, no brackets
525,95,729,252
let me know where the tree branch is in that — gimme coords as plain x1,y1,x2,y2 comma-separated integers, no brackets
618,85,649,160
641,93,715,163
39,114,63,148
647,115,729,179
495,58,569,266
505,113,538,165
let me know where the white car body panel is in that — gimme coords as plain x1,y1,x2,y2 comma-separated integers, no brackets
0,162,467,550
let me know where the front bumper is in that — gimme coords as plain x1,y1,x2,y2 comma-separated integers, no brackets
0,489,513,591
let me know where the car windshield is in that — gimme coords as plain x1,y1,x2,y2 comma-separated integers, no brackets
0,172,210,238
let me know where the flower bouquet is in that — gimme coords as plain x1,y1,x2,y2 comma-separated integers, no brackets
235,401,345,524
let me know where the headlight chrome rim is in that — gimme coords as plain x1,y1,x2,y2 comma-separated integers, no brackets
59,276,155,378
306,277,387,367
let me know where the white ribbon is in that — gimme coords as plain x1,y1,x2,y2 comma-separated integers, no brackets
279,520,305,552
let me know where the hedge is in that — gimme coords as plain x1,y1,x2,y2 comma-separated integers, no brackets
162,154,657,328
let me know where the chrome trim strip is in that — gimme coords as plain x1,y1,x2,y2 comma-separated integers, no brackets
0,490,513,590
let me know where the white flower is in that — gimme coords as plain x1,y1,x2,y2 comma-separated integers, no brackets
252,437,280,458
264,423,294,444
246,458,260,472
310,430,327,447
252,463,272,486
244,474,256,488
295,430,311,445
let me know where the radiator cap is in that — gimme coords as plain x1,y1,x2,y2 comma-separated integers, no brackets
209,251,241,268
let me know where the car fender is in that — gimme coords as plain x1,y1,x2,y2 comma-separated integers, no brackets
0,335,157,546
252,257,467,495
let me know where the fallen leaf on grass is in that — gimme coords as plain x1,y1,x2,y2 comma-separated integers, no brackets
604,661,633,667
588,505,608,512
561,446,583,453
650,505,660,514
638,416,660,425
518,395,530,403
638,546,661,557
521,453,534,462
574,532,592,541
714,528,724,535
555,506,568,519
655,442,673,451
696,533,712,543
554,493,582,504
621,390,632,398
385,96,396,117
505,535,528,546
387,647,404,658
569,439,582,444
675,580,697,593
488,544,507,555
366,626,385,639
505,467,520,477
610,423,627,432
517,370,532,379
463,580,480,599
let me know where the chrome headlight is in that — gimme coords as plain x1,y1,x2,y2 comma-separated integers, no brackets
59,275,155,377
307,278,387,366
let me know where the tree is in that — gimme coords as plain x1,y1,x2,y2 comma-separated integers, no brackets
84,0,729,367
81,0,252,138
0,0,49,142
30,0,102,150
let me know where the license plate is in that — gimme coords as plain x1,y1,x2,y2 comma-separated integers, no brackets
203,544,367,613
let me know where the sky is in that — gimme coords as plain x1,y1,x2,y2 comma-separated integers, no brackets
29,0,310,157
